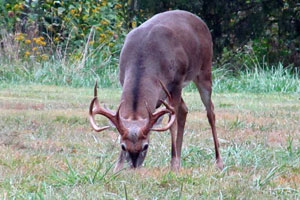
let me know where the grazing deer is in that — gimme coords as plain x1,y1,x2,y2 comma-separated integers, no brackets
89,10,223,171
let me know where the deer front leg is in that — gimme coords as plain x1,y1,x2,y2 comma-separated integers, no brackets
170,119,180,170
170,98,189,171
175,98,188,168
169,93,184,171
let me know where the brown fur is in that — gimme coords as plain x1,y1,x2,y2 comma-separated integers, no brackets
90,10,223,171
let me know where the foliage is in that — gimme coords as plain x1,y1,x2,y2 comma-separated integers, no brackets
0,0,299,87
1,0,300,67
0,0,126,63
132,0,300,68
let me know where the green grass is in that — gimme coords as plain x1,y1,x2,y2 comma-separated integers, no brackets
0,46,121,88
0,84,299,199
1,58,300,93
212,63,300,93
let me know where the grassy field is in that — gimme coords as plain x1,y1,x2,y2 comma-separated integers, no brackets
0,83,300,199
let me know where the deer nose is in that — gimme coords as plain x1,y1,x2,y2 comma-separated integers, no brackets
129,152,139,168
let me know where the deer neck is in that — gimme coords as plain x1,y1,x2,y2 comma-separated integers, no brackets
120,75,159,120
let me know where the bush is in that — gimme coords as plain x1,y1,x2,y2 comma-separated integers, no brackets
0,0,126,63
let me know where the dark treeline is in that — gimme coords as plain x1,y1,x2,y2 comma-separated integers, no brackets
126,0,300,69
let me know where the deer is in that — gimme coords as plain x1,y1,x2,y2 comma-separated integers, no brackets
89,10,224,171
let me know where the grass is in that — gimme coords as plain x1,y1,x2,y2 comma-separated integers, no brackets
212,63,300,93
0,84,299,199
1,55,300,93
0,52,120,88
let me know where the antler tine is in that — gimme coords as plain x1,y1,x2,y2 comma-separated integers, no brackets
89,97,110,132
143,81,176,133
114,101,126,134
89,82,126,133
151,112,176,131
152,101,173,118
159,80,171,100
144,101,153,119
116,101,124,116
150,99,175,131
93,81,101,108
94,81,98,97
158,99,175,113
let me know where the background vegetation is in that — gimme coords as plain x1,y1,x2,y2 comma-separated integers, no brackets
135,0,300,68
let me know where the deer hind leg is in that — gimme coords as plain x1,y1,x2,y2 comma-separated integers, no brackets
194,75,224,170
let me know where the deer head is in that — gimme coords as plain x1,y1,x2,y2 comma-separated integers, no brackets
89,81,176,168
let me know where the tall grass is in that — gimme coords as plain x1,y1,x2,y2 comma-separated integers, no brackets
1,52,300,93
0,39,122,88
0,58,119,88
212,63,300,93
0,26,122,88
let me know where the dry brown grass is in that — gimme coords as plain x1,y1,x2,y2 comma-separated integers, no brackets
0,84,299,199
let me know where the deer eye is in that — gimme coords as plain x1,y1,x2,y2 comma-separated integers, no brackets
121,143,127,151
142,143,149,151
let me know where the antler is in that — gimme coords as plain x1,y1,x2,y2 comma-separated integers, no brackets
143,80,176,133
89,81,126,134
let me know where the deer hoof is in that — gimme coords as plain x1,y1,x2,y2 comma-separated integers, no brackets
216,158,224,170
171,158,181,171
